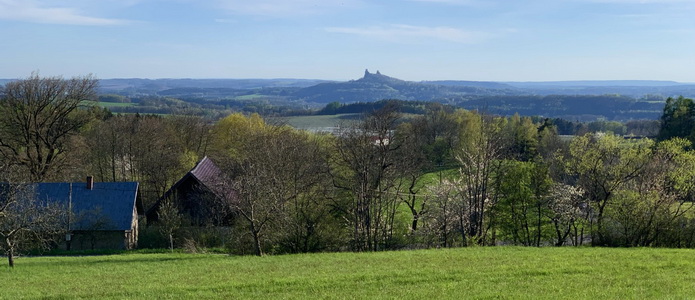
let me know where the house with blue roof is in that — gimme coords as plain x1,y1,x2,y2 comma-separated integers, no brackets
33,177,140,250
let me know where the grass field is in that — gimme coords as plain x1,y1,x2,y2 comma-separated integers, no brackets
82,100,138,108
285,114,360,130
2,247,695,299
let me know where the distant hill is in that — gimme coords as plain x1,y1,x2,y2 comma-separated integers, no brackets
98,78,331,95
4,72,695,121
505,81,695,98
422,80,516,89
507,80,689,88
292,70,522,103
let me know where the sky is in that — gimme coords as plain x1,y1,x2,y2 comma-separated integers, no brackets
0,0,694,82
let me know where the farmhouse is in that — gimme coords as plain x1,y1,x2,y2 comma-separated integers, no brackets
146,156,235,226
33,177,140,250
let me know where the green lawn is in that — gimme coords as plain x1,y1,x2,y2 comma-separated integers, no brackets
2,247,695,299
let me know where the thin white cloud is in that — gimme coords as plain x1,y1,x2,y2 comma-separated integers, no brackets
215,0,361,17
326,24,489,44
0,0,131,25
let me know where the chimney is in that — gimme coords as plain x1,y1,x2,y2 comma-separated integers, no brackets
86,176,94,190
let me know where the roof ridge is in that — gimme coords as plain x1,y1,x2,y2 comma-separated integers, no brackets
190,155,210,175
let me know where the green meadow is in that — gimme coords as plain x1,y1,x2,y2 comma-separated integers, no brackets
2,247,695,299
82,100,137,108
285,113,360,130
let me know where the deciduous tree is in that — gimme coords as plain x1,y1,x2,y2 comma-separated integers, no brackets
567,133,652,245
331,102,403,251
0,73,98,181
0,184,66,267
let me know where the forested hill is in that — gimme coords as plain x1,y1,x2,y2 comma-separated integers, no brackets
98,78,330,93
505,81,695,97
291,70,522,103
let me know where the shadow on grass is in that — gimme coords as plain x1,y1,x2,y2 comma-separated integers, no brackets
9,252,221,269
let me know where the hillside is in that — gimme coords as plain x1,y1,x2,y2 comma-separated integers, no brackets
292,69,522,103
98,78,330,94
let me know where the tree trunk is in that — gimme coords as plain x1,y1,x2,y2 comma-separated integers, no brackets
594,201,607,246
7,248,14,268
536,205,542,247
252,231,263,256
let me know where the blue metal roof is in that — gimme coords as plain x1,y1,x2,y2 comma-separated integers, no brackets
33,182,139,231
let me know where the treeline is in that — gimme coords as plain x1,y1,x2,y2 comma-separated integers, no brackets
456,94,664,120
2,74,695,257
316,100,442,115
98,93,311,117
315,100,661,136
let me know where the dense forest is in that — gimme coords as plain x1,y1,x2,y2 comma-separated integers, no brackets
2,74,695,258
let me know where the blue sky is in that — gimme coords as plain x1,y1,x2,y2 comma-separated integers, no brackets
1,0,694,82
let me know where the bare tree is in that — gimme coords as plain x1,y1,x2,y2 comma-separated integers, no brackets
0,184,66,267
219,127,329,256
0,72,98,181
85,115,188,209
331,102,403,251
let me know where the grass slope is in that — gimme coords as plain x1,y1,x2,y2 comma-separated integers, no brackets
2,247,695,299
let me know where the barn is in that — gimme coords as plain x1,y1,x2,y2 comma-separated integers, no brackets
146,156,235,226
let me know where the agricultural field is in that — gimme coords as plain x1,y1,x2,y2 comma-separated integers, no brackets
3,247,695,299
285,112,422,131
82,100,137,109
284,113,360,131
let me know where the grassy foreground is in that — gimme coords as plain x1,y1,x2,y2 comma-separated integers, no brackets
2,247,695,299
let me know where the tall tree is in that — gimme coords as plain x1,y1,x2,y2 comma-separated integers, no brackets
658,96,695,142
0,73,98,181
452,110,505,245
331,102,403,251
85,114,188,208
217,124,331,256
495,160,552,246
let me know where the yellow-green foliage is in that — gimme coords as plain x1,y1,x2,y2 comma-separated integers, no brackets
210,112,268,159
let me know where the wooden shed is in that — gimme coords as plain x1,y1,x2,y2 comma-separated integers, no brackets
146,156,235,226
